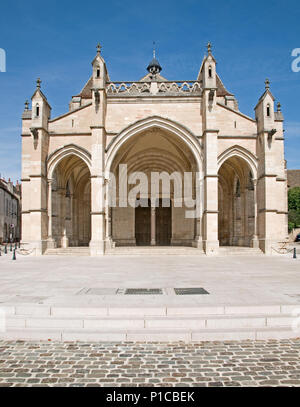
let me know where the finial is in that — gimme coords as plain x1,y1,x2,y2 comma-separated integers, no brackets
277,102,281,112
96,43,102,54
24,100,29,111
265,78,270,90
207,42,212,54
36,78,41,89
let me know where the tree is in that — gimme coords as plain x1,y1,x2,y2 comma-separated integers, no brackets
288,187,300,231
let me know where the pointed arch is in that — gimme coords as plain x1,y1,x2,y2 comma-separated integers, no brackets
47,144,91,179
105,116,203,177
217,145,258,179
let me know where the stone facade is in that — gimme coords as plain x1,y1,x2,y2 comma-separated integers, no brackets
21,44,288,255
0,178,21,243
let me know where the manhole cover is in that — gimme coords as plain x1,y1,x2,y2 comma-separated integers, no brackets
121,289,163,295
174,288,209,295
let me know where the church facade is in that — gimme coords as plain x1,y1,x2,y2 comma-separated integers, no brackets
21,44,288,256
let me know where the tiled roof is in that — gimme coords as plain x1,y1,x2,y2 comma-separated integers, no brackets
78,77,93,99
287,170,300,189
216,74,233,97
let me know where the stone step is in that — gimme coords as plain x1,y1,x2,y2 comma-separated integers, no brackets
5,313,294,330
0,326,296,342
44,247,90,256
1,303,298,341
6,303,297,317
106,247,205,256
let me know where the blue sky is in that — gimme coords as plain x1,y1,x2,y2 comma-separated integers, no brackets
0,0,299,182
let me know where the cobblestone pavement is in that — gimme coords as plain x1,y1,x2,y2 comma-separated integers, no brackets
0,339,300,387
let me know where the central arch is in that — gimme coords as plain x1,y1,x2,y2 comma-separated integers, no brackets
105,117,203,247
105,116,202,176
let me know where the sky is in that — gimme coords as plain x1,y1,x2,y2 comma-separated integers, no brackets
0,0,299,182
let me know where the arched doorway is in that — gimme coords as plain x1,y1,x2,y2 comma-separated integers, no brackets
218,155,255,247
108,126,199,247
49,154,91,247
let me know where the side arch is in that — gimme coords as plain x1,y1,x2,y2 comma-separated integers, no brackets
217,145,258,178
47,144,91,179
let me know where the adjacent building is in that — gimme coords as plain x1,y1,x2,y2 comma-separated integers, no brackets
21,43,288,255
0,178,21,243
287,170,300,189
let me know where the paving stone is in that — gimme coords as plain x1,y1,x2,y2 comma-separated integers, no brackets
0,339,299,387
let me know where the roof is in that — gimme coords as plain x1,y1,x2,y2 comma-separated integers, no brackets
287,170,300,189
76,70,232,98
147,57,162,73
216,74,233,97
77,77,93,99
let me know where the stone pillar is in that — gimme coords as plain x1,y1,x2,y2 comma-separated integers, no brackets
150,207,156,246
72,197,79,246
105,178,114,249
61,227,69,248
68,193,73,245
192,173,203,249
251,179,259,248
47,179,56,248
89,45,107,256
202,130,219,255
89,124,106,255
58,188,66,243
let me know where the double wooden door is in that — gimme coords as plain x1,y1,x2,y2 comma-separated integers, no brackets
135,200,171,246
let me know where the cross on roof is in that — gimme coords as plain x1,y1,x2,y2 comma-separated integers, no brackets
96,43,102,54
265,78,270,89
207,42,212,54
36,77,41,89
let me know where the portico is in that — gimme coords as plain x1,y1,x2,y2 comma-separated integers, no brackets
20,43,288,255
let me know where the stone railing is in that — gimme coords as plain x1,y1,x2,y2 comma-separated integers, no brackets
106,81,202,96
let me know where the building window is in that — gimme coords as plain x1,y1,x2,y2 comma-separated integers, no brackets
96,68,100,78
266,104,270,117
36,104,40,117
208,66,212,78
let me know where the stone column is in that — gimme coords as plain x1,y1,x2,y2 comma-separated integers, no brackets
47,179,56,248
202,130,219,255
251,179,259,248
72,197,79,246
151,207,156,246
68,193,73,246
58,188,66,242
192,173,203,249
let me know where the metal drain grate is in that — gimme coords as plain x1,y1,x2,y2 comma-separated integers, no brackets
174,288,209,295
122,288,163,295
76,288,117,295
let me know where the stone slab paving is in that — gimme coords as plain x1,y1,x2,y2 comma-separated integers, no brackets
0,253,300,308
0,339,300,387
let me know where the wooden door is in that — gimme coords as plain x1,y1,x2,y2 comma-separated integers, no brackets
135,205,151,246
156,201,171,246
